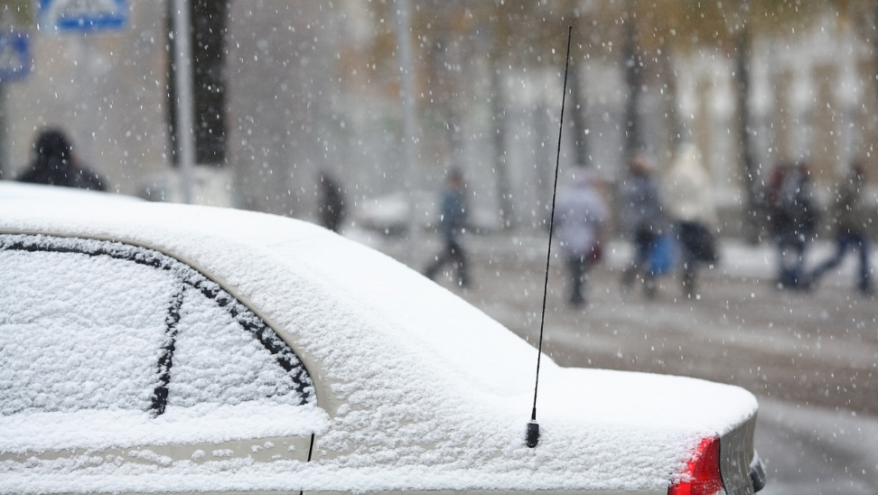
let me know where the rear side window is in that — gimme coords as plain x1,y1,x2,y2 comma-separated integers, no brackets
0,234,314,417
168,286,307,407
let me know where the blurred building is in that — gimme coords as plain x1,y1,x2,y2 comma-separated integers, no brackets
1,2,169,195
1,1,875,236
675,15,877,234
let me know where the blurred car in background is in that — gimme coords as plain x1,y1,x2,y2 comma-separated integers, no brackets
353,189,500,236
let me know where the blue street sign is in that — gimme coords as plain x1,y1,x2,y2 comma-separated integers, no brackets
39,0,128,34
0,32,30,83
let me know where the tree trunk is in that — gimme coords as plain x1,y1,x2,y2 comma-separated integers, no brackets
736,28,761,244
490,58,514,229
0,83,6,179
393,0,423,265
874,3,878,116
623,16,642,158
438,35,465,175
569,64,589,168
660,47,683,150
532,101,551,220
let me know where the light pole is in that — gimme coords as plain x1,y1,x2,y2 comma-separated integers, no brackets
393,0,420,267
171,0,195,204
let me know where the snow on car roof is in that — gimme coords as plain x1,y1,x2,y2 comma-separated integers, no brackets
0,182,140,203
0,194,757,493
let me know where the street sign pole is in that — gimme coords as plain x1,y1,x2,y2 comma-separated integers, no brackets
0,28,30,179
394,0,420,268
0,82,7,179
75,34,96,167
171,0,194,204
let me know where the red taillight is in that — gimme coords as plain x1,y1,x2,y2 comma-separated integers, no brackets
668,437,726,495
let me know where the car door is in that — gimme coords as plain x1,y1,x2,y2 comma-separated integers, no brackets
0,234,323,467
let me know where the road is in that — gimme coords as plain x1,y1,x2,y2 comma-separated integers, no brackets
360,230,878,494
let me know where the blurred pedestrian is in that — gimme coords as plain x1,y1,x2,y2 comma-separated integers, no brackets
808,161,873,295
767,160,819,289
620,153,668,298
317,170,345,233
554,169,609,306
17,128,106,191
664,144,719,299
425,168,469,287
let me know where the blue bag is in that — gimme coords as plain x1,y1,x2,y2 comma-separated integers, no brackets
648,233,676,276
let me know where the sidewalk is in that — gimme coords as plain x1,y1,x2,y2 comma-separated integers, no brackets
348,225,875,290
475,232,872,278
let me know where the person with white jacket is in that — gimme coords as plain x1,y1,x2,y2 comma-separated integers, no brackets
554,169,609,306
664,144,719,298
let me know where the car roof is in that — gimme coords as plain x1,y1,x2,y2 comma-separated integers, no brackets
0,181,141,203
0,195,757,492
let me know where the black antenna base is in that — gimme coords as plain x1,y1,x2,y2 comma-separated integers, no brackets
525,420,540,448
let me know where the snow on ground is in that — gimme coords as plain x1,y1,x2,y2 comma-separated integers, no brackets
603,238,873,282
421,228,874,285
351,224,873,284
756,398,878,495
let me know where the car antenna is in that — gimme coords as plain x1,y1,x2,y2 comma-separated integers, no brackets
527,25,573,449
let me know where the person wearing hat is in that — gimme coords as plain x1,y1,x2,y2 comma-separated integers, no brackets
17,128,106,191
317,170,345,233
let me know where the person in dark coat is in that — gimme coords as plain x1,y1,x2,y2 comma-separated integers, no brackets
768,160,818,289
17,129,106,191
424,168,469,287
809,162,873,294
620,153,668,298
317,171,345,233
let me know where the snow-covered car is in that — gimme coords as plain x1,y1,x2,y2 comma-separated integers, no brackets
0,185,765,494
0,181,141,203
353,190,500,235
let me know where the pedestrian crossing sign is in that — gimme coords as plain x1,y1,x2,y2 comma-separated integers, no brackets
0,32,29,83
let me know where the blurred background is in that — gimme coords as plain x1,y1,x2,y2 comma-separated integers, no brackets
1,0,876,242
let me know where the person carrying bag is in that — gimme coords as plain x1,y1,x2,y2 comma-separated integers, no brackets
621,153,669,299
663,144,719,299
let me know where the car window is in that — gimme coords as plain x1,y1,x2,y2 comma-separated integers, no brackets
0,234,315,417
0,247,175,415
168,283,310,408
